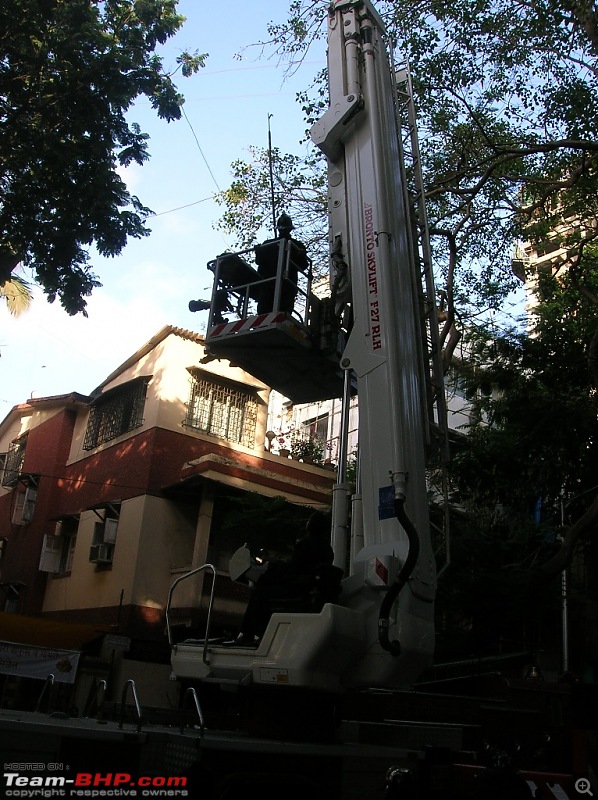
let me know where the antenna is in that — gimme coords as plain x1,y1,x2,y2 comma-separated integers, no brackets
267,114,276,237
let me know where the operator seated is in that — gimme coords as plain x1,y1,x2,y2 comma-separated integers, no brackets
214,252,259,289
212,289,234,325
254,212,308,315
224,510,340,647
210,252,261,309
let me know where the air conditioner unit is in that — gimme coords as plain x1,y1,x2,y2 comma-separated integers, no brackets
103,517,119,544
89,542,114,564
21,486,37,523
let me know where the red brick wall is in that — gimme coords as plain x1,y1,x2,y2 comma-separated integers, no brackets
0,408,78,613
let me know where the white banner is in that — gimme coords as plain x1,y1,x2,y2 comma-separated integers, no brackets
0,640,80,683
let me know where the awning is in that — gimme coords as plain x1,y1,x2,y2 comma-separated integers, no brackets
163,454,332,506
0,611,109,651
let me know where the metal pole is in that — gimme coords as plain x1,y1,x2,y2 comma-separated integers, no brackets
337,367,353,484
267,114,277,238
560,491,569,674
331,368,354,572
562,566,569,674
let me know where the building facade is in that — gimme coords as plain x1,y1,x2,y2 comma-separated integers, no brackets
0,326,334,708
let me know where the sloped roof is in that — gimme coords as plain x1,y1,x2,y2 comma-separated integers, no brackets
91,325,205,394
0,392,91,436
26,392,91,408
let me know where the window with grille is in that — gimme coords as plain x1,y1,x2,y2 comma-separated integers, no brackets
185,372,258,448
84,377,149,450
2,436,27,487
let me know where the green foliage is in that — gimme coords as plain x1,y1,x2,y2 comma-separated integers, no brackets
386,0,598,267
436,254,598,660
214,491,315,559
0,0,207,314
214,144,328,269
263,0,328,60
452,251,598,547
434,505,559,659
235,1,598,665
345,451,358,485
230,0,598,319
289,431,325,464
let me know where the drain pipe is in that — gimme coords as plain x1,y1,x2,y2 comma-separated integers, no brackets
378,474,420,656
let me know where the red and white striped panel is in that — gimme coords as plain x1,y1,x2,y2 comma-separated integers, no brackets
208,312,289,339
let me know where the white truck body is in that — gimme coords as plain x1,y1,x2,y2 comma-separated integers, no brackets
171,0,438,692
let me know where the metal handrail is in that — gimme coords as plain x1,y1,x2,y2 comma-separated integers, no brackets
165,563,217,667
207,241,314,327
180,686,205,736
35,673,55,713
83,679,107,719
119,679,143,733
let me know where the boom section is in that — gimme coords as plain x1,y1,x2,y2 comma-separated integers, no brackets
311,0,436,598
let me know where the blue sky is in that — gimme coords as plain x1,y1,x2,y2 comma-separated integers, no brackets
0,0,326,413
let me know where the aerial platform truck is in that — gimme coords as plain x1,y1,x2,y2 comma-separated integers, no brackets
173,0,442,703
168,1,589,797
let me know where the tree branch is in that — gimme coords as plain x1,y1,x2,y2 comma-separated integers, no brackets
536,492,598,577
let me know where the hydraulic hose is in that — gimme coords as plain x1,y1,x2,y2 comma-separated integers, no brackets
378,498,420,656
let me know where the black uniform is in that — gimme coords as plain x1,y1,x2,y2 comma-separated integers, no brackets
236,512,334,642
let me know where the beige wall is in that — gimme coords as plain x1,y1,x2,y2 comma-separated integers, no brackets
43,497,143,613
0,409,30,446
150,335,270,447
131,488,217,616
131,494,199,613
42,490,218,620
66,331,271,466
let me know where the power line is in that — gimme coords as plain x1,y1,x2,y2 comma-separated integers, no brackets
182,106,221,193
152,195,213,217
11,470,159,493
198,59,324,77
